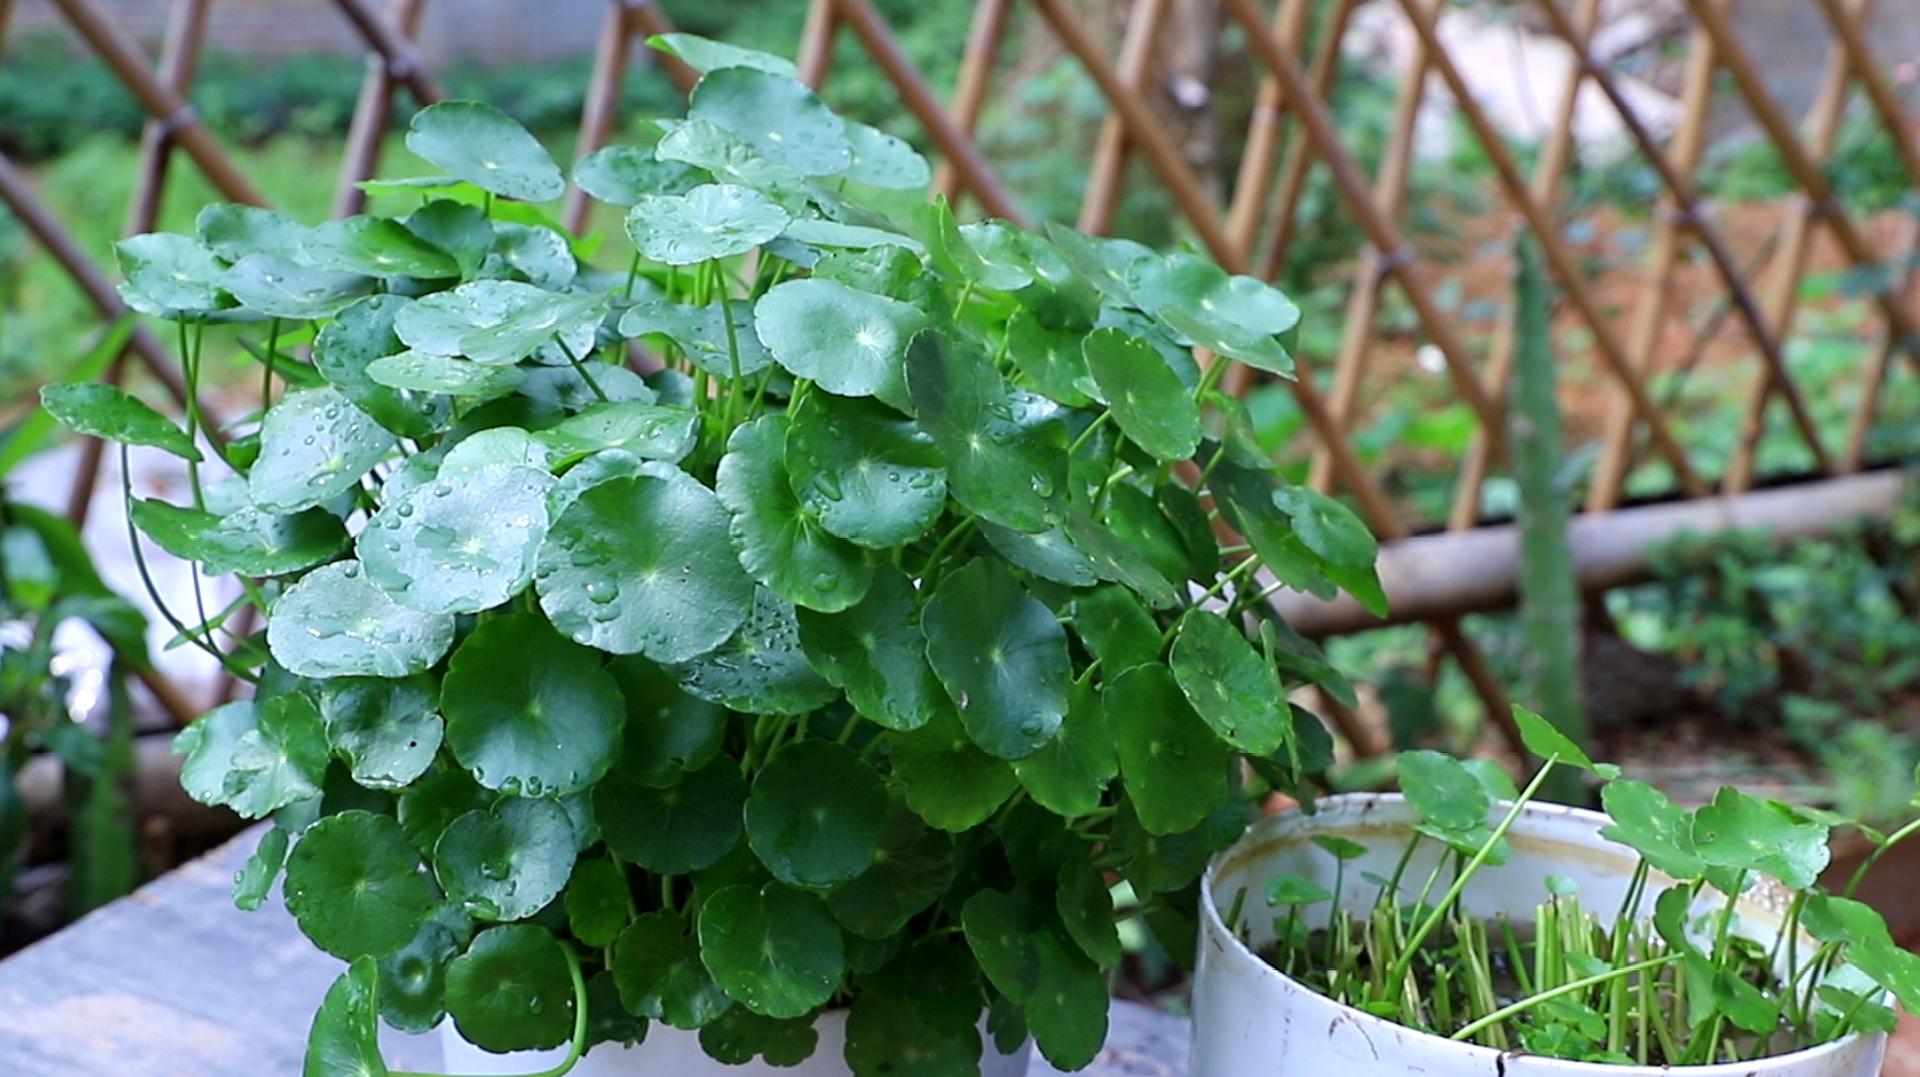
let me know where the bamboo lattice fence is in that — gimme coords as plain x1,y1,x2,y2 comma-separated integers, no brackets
6,0,1919,752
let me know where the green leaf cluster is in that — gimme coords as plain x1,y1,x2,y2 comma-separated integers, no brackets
52,36,1378,1077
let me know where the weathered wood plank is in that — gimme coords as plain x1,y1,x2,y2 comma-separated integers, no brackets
0,828,1190,1075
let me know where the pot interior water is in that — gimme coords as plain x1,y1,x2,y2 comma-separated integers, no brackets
1191,794,1888,1077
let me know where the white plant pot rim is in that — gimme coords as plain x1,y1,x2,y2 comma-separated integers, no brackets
1193,792,1886,1076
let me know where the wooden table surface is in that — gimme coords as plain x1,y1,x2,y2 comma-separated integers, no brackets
0,829,1190,1076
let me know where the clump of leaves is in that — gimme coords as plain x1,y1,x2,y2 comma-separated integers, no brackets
1246,705,1920,1066
43,34,1377,1077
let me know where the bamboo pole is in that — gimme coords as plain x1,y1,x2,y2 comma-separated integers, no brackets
1722,0,1865,495
1225,0,1311,252
1680,0,1920,376
1843,216,1920,470
70,0,212,532
796,0,839,89
1214,0,1508,463
832,0,1023,222
333,0,431,218
1586,21,1718,512
1077,0,1169,236
563,1,638,234
1812,0,1920,188
1030,0,1239,265
47,0,265,206
931,0,1011,204
627,1,698,93
1443,0,1600,530
1522,1,1829,487
1253,0,1359,282
1304,0,1435,494
330,0,442,105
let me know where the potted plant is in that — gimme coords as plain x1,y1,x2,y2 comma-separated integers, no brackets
41,33,1379,1077
1193,704,1920,1075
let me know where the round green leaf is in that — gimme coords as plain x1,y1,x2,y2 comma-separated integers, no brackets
394,280,602,365
565,856,632,950
716,415,872,612
1269,486,1377,568
654,119,810,209
446,924,576,1053
745,741,886,889
131,499,346,577
825,802,955,939
537,470,753,663
574,145,705,205
314,294,451,439
889,710,1019,832
650,33,799,78
1169,610,1288,755
441,614,624,797
114,233,228,318
979,519,1100,587
595,756,747,875
626,183,790,265
492,222,575,289
434,797,577,921
406,101,565,203
1599,779,1704,881
1692,787,1831,890
308,216,460,279
839,120,930,190
1083,328,1199,461
173,700,257,807
1027,934,1108,1070
923,560,1070,760
785,390,946,550
699,1008,819,1068
613,911,734,1030
224,254,372,320
618,298,771,378
1056,859,1121,967
1043,223,1152,306
316,675,445,790
960,888,1041,1003
1006,309,1095,407
359,463,553,615
305,958,387,1077
1062,506,1179,609
224,692,330,819
40,383,201,461
1106,665,1230,835
1010,676,1117,818
404,199,493,276
845,942,986,1075
698,883,845,1019
397,767,494,856
284,810,436,960
198,202,308,261
267,561,455,679
364,351,521,400
688,67,850,177
1069,585,1161,674
906,332,1067,533
1128,252,1299,374
755,279,928,401
672,588,837,716
249,387,395,514
605,655,727,787
535,401,697,463
794,566,945,731
377,916,460,1033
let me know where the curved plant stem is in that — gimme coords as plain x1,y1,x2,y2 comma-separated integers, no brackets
391,943,590,1077
1844,815,1920,899
1448,954,1683,1044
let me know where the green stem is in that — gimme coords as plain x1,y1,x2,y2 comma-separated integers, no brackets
1448,954,1683,1044
920,516,977,584
1067,411,1111,456
555,339,609,403
1382,759,1559,996
263,316,280,414
715,264,745,434
392,944,589,1077
1844,814,1920,899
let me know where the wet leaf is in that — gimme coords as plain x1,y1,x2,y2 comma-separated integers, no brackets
573,144,707,204
41,382,202,461
672,588,837,716
267,562,455,679
755,278,927,402
688,67,850,177
249,387,394,514
746,741,887,890
716,415,872,612
907,332,1066,533
284,810,436,960
784,390,946,550
1010,676,1116,819
794,566,946,731
698,882,845,1019
359,463,552,615
441,614,624,797
923,560,1070,760
445,924,576,1052
1128,251,1299,374
627,183,789,265
1170,610,1288,755
303,957,389,1077
394,279,601,365
1107,665,1229,834
1082,328,1199,461
406,101,565,203
131,499,346,577
434,797,577,921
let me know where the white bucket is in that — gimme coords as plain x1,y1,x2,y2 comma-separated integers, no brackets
439,1009,1033,1077
1191,793,1887,1076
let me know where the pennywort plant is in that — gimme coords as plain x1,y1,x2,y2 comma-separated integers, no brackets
1248,706,1920,1066
40,33,1378,1077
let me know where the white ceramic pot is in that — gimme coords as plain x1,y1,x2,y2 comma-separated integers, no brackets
439,1010,1034,1076
1191,793,1887,1077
